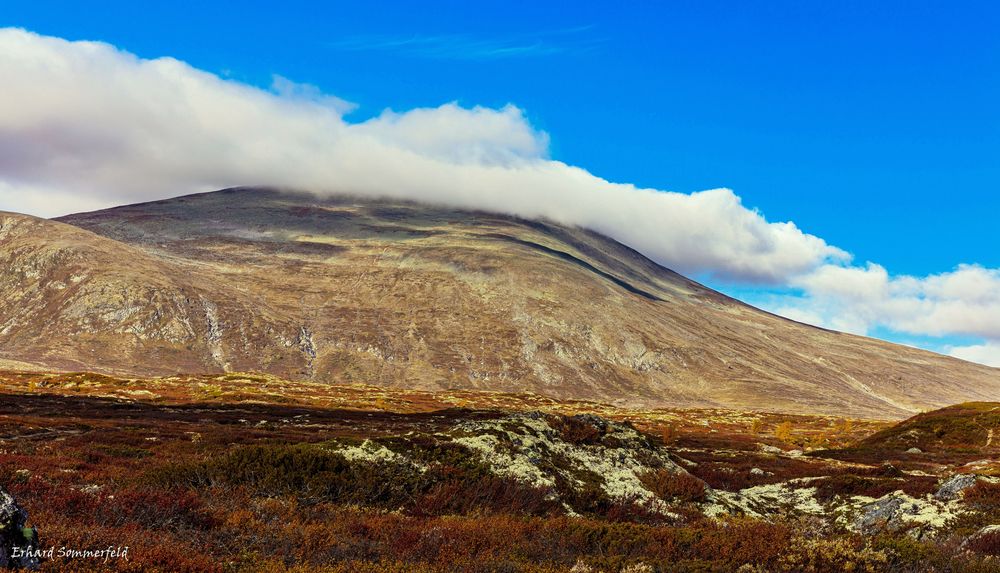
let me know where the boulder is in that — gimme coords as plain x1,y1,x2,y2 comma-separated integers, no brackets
853,495,910,535
851,492,957,540
0,486,38,569
935,474,979,501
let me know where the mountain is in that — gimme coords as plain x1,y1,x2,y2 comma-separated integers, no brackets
1,187,998,418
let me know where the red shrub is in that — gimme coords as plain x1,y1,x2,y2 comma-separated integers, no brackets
691,519,793,567
964,529,1000,556
639,469,708,502
963,481,1000,511
97,487,216,530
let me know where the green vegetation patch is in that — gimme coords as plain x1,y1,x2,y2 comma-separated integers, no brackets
144,440,563,517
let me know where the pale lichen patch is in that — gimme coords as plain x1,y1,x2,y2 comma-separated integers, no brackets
450,413,689,511
330,439,426,471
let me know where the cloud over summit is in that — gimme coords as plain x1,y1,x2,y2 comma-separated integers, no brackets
0,27,842,284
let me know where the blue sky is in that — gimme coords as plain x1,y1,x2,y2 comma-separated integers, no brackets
2,1,999,363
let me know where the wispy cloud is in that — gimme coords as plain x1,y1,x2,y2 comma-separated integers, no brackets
328,27,600,60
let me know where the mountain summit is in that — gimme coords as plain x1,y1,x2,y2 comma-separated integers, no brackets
1,187,996,418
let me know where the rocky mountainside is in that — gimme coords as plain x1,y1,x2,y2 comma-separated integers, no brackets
2,187,998,417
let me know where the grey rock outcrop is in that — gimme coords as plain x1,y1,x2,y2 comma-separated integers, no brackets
935,474,979,501
0,486,38,570
854,496,910,535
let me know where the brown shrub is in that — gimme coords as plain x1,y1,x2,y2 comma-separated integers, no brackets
553,416,603,445
412,474,559,517
963,481,1000,511
688,465,754,491
604,497,675,525
813,474,936,502
691,518,794,568
964,529,1000,556
659,424,677,445
96,487,216,531
777,537,889,573
639,469,707,502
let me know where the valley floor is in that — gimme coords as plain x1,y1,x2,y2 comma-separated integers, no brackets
0,370,998,572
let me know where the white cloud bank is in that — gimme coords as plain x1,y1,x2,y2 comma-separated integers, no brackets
950,343,1000,368
768,264,1000,366
0,28,998,367
0,27,843,284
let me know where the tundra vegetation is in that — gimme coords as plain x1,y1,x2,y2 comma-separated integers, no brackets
0,370,999,572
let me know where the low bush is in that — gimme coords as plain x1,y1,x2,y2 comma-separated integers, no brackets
964,481,1000,511
688,464,755,491
777,537,888,573
638,469,707,502
872,535,947,569
146,443,561,518
552,415,604,445
965,529,1000,556
813,474,936,502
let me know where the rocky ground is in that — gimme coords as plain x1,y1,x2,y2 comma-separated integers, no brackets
0,369,998,571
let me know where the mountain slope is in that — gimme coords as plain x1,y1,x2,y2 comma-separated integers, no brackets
1,187,997,417
0,209,307,374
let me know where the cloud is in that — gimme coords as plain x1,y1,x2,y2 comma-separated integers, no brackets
0,181,102,218
789,264,1000,340
351,103,549,164
949,343,1000,368
757,264,1000,358
269,75,357,115
327,27,599,60
0,27,845,284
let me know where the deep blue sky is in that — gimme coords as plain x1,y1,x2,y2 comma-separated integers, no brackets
5,0,998,280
